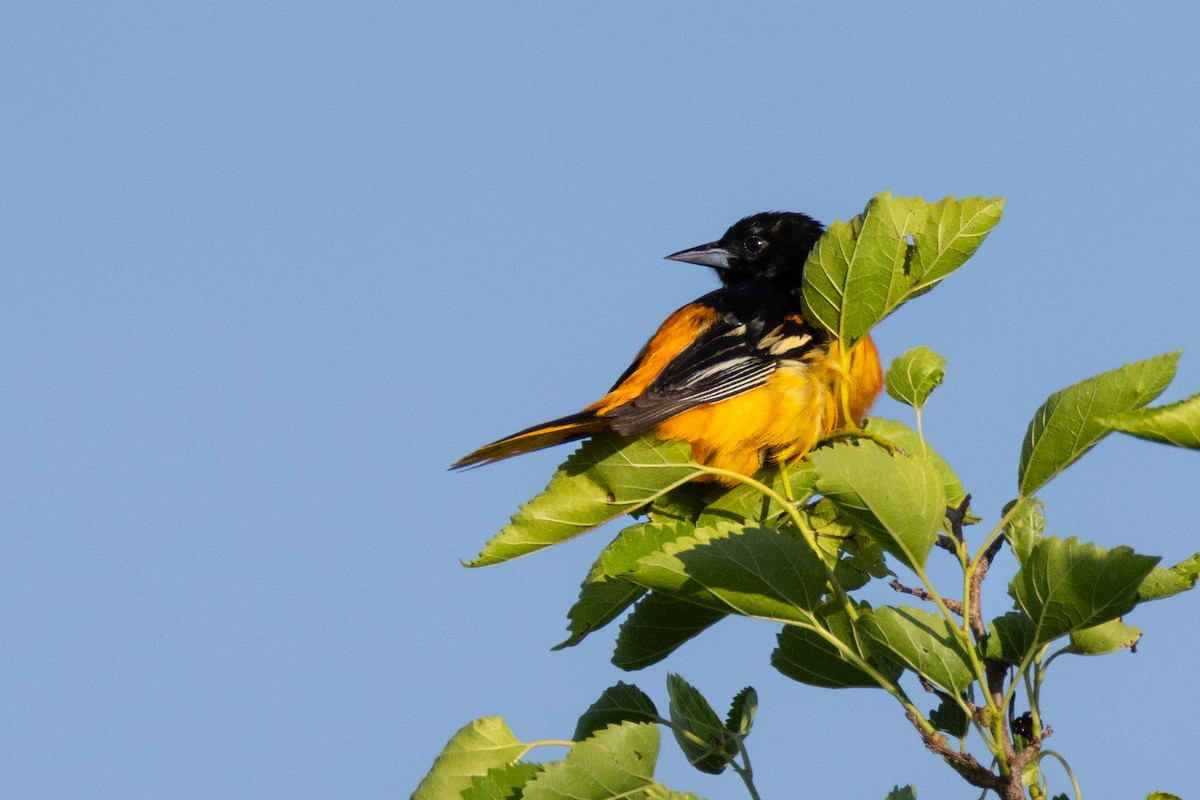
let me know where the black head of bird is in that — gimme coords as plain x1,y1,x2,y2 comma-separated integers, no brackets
665,211,825,288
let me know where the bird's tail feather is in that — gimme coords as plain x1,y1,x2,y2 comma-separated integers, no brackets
451,411,608,469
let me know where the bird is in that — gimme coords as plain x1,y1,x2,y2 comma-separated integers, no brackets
451,212,884,485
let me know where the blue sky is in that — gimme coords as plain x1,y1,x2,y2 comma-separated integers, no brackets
3,4,1199,799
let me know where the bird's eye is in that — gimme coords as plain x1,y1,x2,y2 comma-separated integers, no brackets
743,235,767,255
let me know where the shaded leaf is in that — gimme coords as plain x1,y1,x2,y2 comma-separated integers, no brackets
1009,536,1160,645
725,687,757,737
695,461,817,528
1099,390,1200,449
857,605,975,694
1018,352,1179,496
1002,497,1046,565
885,346,947,410
612,593,727,671
413,717,526,800
470,432,700,566
984,611,1036,666
1067,618,1142,656
808,442,945,572
666,674,737,775
772,603,901,689
885,788,918,800
929,695,970,739
522,722,659,800
463,763,542,800
573,683,659,742
1138,552,1200,602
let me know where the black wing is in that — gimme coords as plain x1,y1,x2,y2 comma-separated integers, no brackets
604,308,826,435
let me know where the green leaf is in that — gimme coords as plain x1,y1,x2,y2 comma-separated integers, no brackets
1147,792,1183,800
462,763,543,800
801,193,928,346
863,417,968,508
1138,552,1200,602
695,461,817,528
522,721,660,800
573,683,660,742
725,686,757,737
413,717,526,800
885,346,947,411
884,785,918,800
612,593,727,671
1099,390,1200,449
1018,352,1179,496
929,696,970,739
772,602,902,689
808,442,945,572
1067,618,1142,656
557,520,701,649
623,524,829,624
469,432,701,566
1009,536,1160,646
909,196,1005,293
984,611,1036,666
856,605,975,695
1002,497,1046,565
666,674,738,775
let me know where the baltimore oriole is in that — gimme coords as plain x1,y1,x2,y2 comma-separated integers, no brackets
452,212,884,485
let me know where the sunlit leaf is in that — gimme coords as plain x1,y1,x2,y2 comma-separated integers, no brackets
863,417,968,507
885,346,947,411
1008,536,1160,645
808,442,945,571
909,196,1005,293
857,605,975,695
1067,618,1142,656
1018,352,1179,496
469,432,700,566
522,722,660,800
413,717,526,800
1002,497,1046,565
463,763,542,800
1099,390,1200,449
1138,552,1200,602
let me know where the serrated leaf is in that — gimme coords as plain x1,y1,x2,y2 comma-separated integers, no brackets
623,524,828,624
801,192,928,346
666,674,738,775
885,347,947,411
725,687,757,737
557,521,700,649
413,717,526,800
929,696,970,739
1018,352,1179,496
863,417,968,508
1138,552,1200,602
522,722,660,800
884,787,918,800
463,763,543,800
857,605,975,695
573,683,660,742
772,602,901,689
1099,390,1200,449
695,461,817,528
910,196,1005,292
1009,536,1160,646
1067,618,1142,656
1002,497,1046,565
612,592,727,671
808,442,945,572
469,432,701,566
984,611,1036,666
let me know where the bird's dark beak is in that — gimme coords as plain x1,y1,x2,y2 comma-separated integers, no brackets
665,241,732,270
